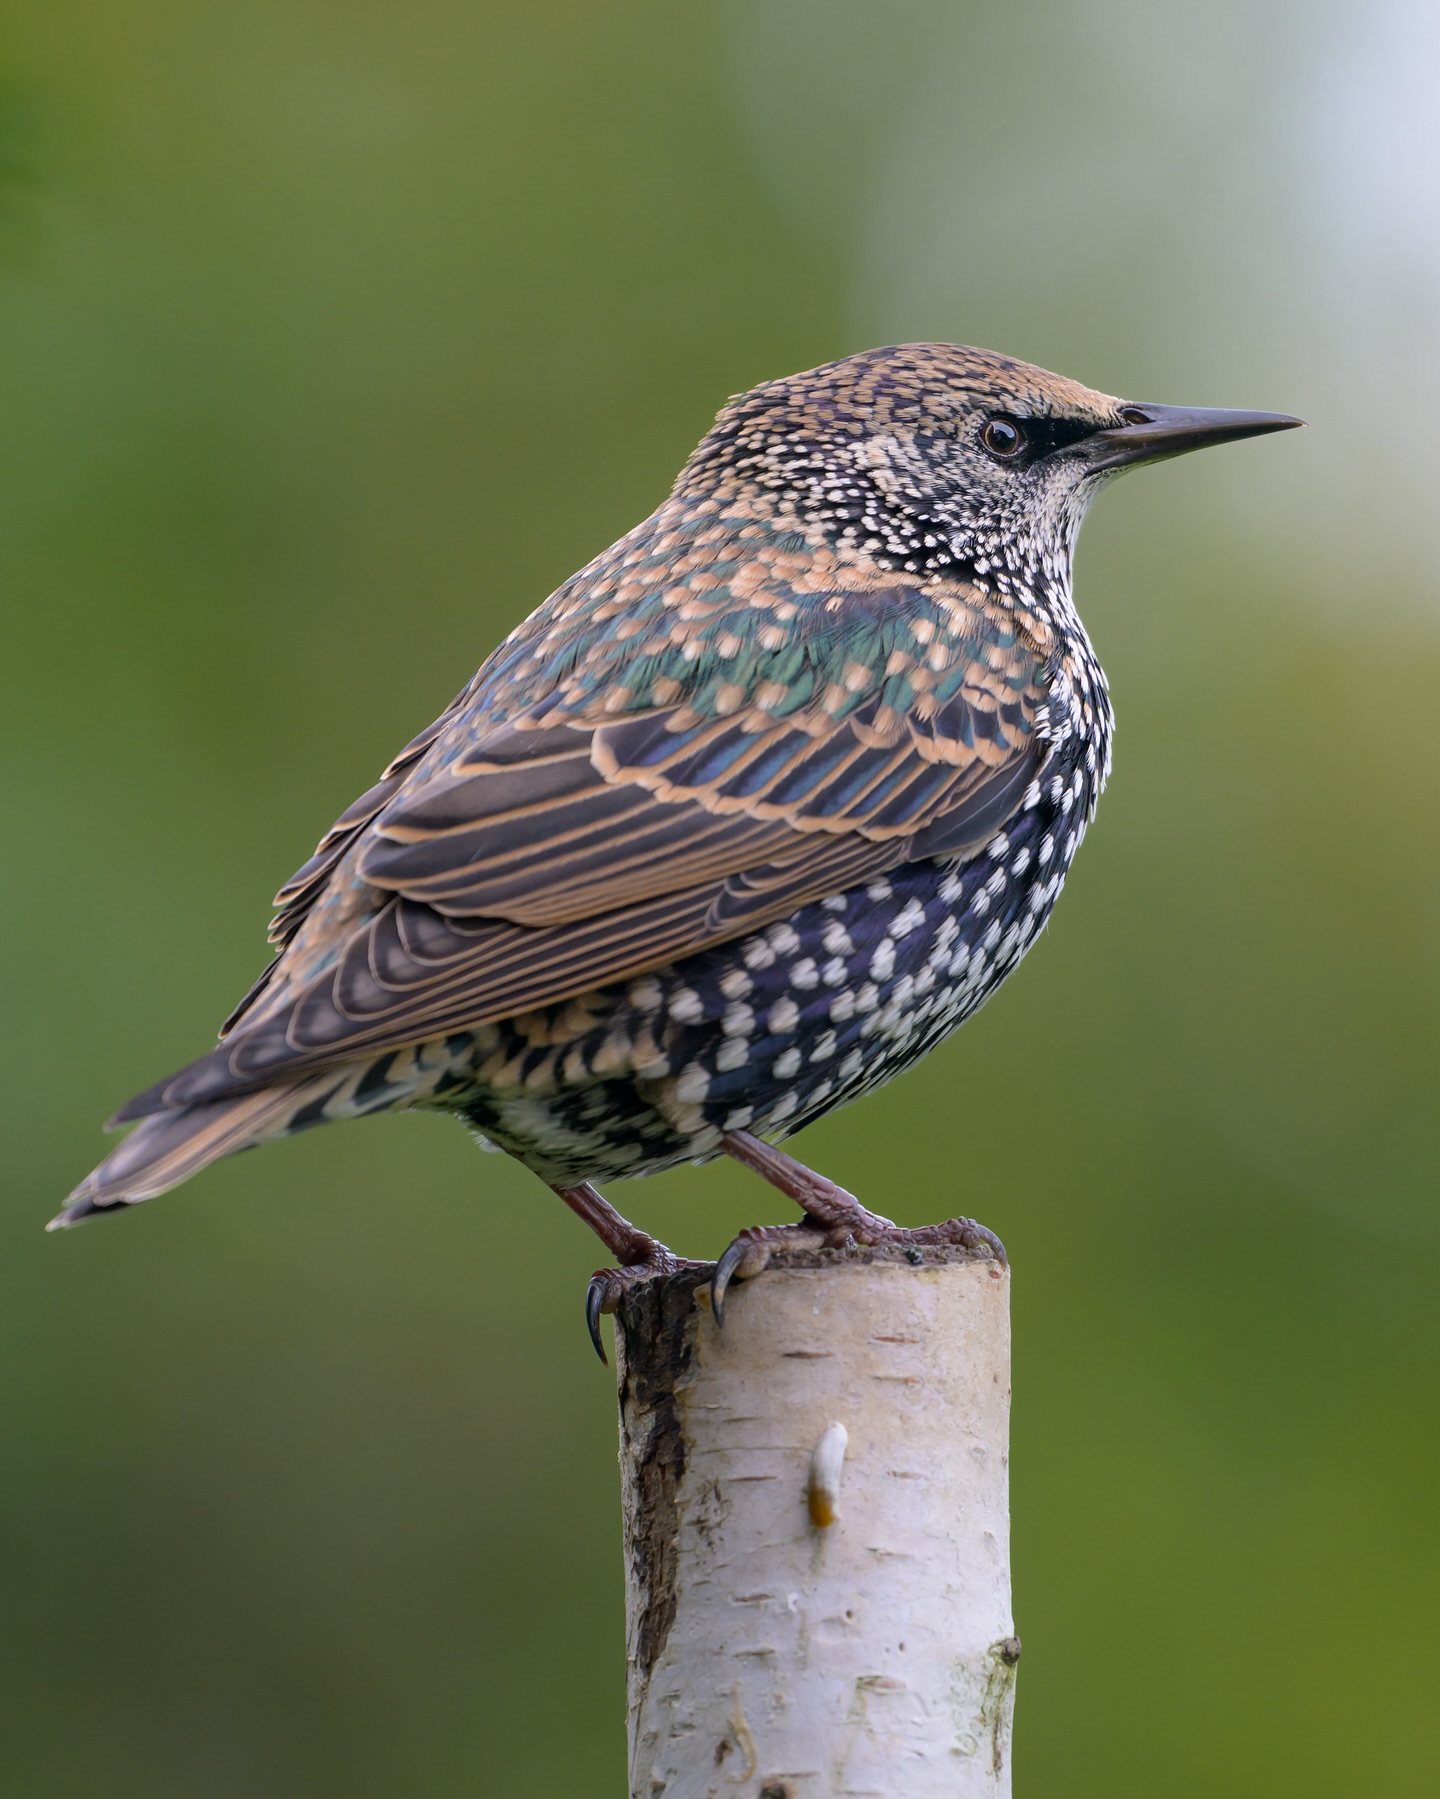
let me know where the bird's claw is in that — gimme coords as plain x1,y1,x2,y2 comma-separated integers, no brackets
585,1272,620,1365
710,1219,852,1326
710,1230,776,1328
964,1218,1007,1266
585,1251,708,1365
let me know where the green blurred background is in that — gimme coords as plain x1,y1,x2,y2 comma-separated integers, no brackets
2,0,1437,1791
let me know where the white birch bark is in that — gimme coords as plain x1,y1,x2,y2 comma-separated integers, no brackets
614,1242,1016,1799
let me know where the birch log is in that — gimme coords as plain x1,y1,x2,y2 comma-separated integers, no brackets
614,1241,1016,1799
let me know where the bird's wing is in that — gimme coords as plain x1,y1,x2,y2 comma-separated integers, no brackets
120,545,1051,1117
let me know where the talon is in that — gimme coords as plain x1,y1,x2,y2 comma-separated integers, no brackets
968,1219,1007,1266
585,1276,612,1365
711,1234,772,1328
710,1240,743,1328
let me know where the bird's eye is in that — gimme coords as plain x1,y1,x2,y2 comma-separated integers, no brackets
981,417,1026,460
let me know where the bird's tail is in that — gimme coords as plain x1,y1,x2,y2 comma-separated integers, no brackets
49,1072,359,1229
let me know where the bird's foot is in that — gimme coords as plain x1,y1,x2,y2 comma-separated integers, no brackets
709,1214,1005,1323
585,1246,709,1365
551,1177,712,1364
711,1129,1005,1323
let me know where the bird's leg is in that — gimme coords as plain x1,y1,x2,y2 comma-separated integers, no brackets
554,1181,705,1365
711,1129,1006,1323
719,1130,896,1235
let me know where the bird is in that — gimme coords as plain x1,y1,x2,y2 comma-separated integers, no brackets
53,344,1301,1357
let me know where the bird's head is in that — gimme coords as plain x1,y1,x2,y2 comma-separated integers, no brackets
679,343,1301,593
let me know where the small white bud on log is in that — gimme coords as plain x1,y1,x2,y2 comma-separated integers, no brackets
807,1421,849,1528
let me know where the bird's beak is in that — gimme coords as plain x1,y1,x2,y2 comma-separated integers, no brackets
1080,403,1304,472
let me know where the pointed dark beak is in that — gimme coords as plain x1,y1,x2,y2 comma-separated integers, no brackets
1081,403,1304,472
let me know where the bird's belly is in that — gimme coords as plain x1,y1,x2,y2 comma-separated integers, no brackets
447,768,1089,1187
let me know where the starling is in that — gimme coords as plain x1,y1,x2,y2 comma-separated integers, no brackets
53,345,1300,1353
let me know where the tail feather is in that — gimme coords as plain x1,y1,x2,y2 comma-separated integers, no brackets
54,1036,464,1230
49,1074,347,1230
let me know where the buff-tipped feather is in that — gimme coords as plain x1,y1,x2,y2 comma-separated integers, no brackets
49,1076,343,1229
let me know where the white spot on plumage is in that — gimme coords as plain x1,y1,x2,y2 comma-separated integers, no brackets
768,997,800,1033
891,897,925,938
722,1002,755,1037
674,1063,710,1102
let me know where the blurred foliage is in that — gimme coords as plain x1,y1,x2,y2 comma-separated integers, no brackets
1,1,1437,1793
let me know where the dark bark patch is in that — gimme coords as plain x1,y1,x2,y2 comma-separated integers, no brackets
617,1270,702,1684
